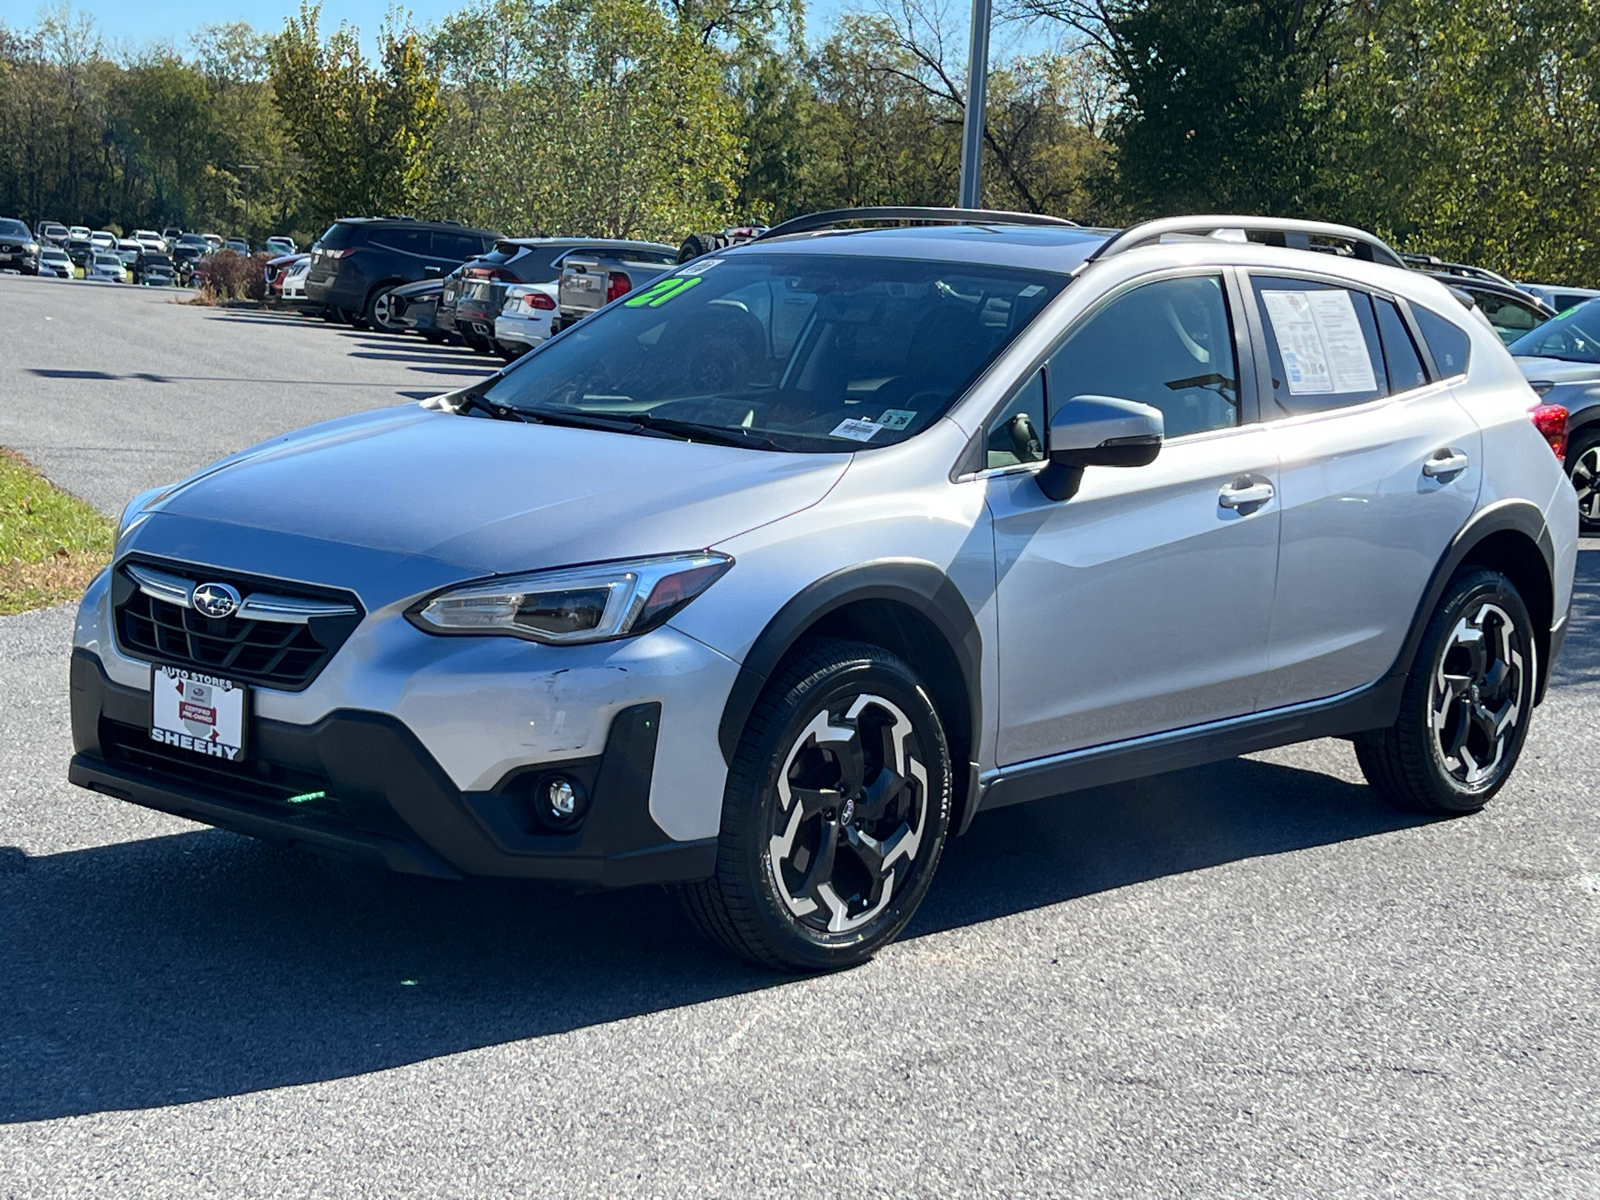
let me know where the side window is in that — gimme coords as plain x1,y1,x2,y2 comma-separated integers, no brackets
368,227,427,254
1048,274,1240,439
1467,289,1543,345
985,369,1046,469
1252,276,1388,414
1374,298,1428,392
431,232,485,261
1411,305,1472,377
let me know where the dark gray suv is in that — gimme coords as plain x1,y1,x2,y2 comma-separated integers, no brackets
304,217,501,329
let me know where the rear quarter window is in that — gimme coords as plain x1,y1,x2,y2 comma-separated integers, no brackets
1411,306,1472,377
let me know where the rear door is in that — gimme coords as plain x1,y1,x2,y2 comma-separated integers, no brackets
1250,273,1483,708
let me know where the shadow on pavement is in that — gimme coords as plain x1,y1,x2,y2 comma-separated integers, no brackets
1549,547,1600,689
0,757,1420,1124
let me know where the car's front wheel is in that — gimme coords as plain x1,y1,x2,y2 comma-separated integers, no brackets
1567,428,1600,534
1356,568,1537,814
680,639,952,971
366,286,402,333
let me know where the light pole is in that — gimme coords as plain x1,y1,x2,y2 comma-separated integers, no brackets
958,0,992,209
234,164,260,244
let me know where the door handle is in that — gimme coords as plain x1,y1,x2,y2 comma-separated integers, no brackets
1219,480,1274,511
1423,450,1470,480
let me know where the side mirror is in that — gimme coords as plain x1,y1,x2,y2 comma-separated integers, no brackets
424,264,442,278
1037,394,1164,501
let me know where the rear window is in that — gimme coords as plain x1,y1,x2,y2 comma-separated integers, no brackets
1412,306,1472,376
510,246,568,283
316,223,364,251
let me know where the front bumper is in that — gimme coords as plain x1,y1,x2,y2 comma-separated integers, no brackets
69,649,716,887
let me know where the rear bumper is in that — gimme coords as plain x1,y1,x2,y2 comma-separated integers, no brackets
68,649,716,888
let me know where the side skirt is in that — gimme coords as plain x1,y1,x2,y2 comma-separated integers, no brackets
978,677,1403,813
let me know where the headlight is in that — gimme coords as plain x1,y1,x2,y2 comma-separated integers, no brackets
411,552,733,644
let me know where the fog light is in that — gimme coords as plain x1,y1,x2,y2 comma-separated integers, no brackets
540,774,588,827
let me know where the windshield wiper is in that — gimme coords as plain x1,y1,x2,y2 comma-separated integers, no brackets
586,412,790,452
451,391,531,423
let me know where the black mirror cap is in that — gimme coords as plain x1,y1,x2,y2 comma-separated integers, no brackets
1038,435,1162,502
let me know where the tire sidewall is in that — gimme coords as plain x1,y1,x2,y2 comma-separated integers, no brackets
1409,569,1537,811
725,648,952,971
1568,428,1600,533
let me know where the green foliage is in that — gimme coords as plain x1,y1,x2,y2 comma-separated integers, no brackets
424,0,742,240
266,4,440,227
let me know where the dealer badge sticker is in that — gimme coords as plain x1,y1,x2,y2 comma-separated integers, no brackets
151,665,246,760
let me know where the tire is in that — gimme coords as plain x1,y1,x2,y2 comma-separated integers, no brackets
494,340,526,360
1355,568,1537,814
366,286,402,333
1566,428,1600,534
679,638,953,971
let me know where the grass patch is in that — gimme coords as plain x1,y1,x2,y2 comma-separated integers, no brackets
0,448,113,615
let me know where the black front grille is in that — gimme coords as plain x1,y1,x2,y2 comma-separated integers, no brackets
114,561,361,691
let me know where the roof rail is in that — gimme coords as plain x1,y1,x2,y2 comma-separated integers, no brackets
1085,215,1406,270
757,206,1079,241
1404,256,1520,291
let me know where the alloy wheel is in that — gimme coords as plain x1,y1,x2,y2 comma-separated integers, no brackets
1431,600,1526,788
371,290,398,331
1571,444,1600,526
767,693,930,934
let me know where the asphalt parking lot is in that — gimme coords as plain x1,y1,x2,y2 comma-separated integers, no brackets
3,274,1599,1197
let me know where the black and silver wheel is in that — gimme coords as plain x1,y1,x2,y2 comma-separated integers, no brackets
1356,568,1537,814
367,286,402,333
680,639,952,971
1567,429,1600,534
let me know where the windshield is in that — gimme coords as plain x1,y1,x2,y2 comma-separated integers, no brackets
0,219,28,238
479,253,1066,452
1510,298,1600,362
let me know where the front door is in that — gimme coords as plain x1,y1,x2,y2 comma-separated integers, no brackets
985,271,1282,767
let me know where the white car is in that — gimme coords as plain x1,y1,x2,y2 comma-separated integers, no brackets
37,247,73,278
493,283,560,357
68,225,91,243
133,229,167,254
280,256,312,302
87,251,124,282
90,230,118,251
115,240,142,269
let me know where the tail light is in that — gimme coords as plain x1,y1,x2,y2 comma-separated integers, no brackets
526,291,556,311
606,271,633,303
1529,403,1569,458
323,247,357,259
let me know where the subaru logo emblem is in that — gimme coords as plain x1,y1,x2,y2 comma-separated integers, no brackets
191,582,241,619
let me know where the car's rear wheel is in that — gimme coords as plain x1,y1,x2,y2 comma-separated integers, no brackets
1567,428,1600,534
679,639,952,971
1356,568,1536,814
366,286,402,333
494,340,526,360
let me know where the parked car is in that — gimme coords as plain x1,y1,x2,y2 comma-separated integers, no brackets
304,216,501,328
162,226,184,243
37,246,72,277
36,221,69,246
264,251,307,298
280,255,312,304
133,229,167,254
449,238,668,351
90,230,118,251
1510,298,1600,532
66,229,94,268
385,275,449,338
264,236,297,256
1403,254,1556,345
1516,283,1600,313
677,225,769,263
87,250,125,282
0,217,40,274
202,234,223,252
115,239,143,270
493,283,559,357
554,240,679,331
76,209,1578,972
223,237,251,255
133,251,176,286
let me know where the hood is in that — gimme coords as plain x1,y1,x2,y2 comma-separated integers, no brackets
1514,356,1600,385
138,405,848,579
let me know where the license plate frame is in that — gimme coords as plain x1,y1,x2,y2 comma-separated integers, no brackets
149,664,249,762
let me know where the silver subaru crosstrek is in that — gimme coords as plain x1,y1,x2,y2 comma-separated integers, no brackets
70,209,1579,971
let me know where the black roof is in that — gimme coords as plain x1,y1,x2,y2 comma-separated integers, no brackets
333,216,502,238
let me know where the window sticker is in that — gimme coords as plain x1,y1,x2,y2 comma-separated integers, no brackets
830,418,882,442
676,257,722,277
1019,284,1046,298
1262,290,1378,394
623,276,702,307
875,409,917,430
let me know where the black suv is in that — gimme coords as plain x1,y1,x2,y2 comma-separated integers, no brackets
1404,255,1556,345
0,217,39,274
304,217,502,328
